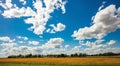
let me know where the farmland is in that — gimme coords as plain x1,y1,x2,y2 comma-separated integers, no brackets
0,57,120,66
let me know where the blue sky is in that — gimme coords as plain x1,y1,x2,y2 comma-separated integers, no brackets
0,0,120,57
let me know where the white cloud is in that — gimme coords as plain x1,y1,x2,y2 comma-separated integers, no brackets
108,40,116,46
39,36,43,38
17,46,33,54
20,0,26,5
46,23,66,33
71,4,120,55
0,42,17,48
32,25,46,35
82,41,107,55
0,36,15,42
42,38,64,49
0,0,67,35
72,46,81,51
2,7,36,18
80,39,105,47
95,39,105,44
16,36,28,41
85,41,92,47
98,4,104,11
117,8,120,18
84,47,120,55
46,28,51,33
2,7,24,18
0,0,14,9
0,36,63,57
103,48,120,53
65,45,70,49
72,5,120,40
18,41,24,44
0,36,119,58
98,1,106,11
28,41,39,45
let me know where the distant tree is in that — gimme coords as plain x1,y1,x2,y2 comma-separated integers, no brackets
25,54,32,58
8,52,120,58
8,55,17,58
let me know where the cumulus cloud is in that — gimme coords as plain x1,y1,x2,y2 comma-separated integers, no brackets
85,41,92,47
81,40,108,55
0,42,17,48
0,36,65,57
72,46,81,51
71,4,120,55
118,8,120,16
19,0,26,5
65,45,70,49
42,38,64,49
98,1,106,11
0,0,14,9
82,39,105,47
81,40,105,48
28,41,39,45
18,41,24,44
0,36,15,42
72,5,120,40
74,39,117,55
13,46,33,55
108,40,116,46
2,7,36,18
0,36,119,57
16,36,28,41
46,23,66,33
0,0,67,35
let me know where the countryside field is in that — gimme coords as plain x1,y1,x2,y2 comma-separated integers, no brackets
0,57,120,66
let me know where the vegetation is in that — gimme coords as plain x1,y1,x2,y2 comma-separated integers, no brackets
8,52,120,58
0,63,120,66
0,57,120,66
0,52,119,66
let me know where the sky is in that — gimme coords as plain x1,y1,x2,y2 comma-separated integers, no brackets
0,0,120,57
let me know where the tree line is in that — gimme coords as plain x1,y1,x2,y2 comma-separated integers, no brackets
8,52,120,58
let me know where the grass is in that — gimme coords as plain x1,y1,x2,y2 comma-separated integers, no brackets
0,57,120,66
0,63,120,66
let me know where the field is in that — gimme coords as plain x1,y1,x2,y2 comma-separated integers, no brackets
0,57,120,66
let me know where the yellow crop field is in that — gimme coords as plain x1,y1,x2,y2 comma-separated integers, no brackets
0,57,120,66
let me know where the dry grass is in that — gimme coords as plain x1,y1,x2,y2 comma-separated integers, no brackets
0,57,120,65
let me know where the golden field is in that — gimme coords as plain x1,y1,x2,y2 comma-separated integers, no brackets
0,57,120,65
